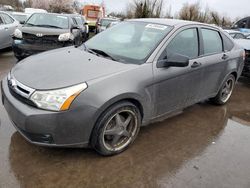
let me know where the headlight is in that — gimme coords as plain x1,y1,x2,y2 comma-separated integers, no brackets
58,33,74,41
30,83,88,111
13,29,22,39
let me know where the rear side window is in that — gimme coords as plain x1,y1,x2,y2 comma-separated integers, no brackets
221,33,234,51
1,13,14,24
163,28,199,59
201,28,223,55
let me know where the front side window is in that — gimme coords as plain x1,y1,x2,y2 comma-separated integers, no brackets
160,28,199,60
25,13,69,29
201,29,223,55
1,13,14,24
85,22,172,64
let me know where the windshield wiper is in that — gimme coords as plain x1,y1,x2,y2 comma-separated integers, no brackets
89,48,118,61
81,44,118,61
25,23,37,27
35,24,63,29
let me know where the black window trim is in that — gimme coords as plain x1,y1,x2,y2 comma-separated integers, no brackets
198,27,224,57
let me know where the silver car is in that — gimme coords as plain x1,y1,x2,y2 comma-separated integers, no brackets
1,19,245,156
0,11,20,50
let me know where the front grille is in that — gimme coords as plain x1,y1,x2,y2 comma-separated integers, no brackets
7,75,36,107
22,32,59,45
9,87,36,107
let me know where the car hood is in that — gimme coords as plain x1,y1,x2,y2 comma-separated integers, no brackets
11,47,137,90
21,26,69,35
235,39,250,50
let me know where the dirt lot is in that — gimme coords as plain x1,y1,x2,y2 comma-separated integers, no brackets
1,49,250,188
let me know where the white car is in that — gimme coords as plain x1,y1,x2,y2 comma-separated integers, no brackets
0,11,20,50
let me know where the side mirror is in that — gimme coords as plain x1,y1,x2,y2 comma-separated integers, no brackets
97,23,101,26
70,25,80,32
84,22,88,25
20,21,25,24
157,53,189,68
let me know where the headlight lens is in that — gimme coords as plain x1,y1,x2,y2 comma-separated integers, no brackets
14,29,22,39
58,33,74,41
30,83,88,111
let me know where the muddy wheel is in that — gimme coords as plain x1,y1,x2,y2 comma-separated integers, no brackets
91,101,141,156
210,74,235,105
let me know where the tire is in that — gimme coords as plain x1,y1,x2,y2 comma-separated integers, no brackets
210,74,235,105
91,101,141,156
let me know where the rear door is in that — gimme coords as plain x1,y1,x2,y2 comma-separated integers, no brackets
0,13,17,47
0,14,10,48
196,27,228,99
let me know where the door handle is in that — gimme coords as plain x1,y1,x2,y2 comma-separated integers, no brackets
191,62,202,68
222,54,229,60
4,27,8,30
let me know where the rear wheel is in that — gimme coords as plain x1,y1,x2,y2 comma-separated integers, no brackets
210,74,235,105
91,101,141,156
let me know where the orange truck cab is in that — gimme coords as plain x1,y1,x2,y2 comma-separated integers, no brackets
81,4,105,31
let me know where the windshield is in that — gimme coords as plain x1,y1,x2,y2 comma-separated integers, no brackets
12,14,28,23
25,13,69,29
85,21,172,64
101,19,116,27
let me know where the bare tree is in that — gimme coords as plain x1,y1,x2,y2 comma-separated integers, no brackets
126,0,164,18
30,0,74,13
179,2,200,21
0,0,23,10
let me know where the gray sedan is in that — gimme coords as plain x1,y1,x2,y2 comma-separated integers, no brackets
0,11,19,50
1,19,244,155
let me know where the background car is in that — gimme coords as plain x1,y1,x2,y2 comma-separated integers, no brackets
225,30,250,77
8,12,30,24
106,21,120,29
71,14,89,41
0,11,20,50
224,30,247,39
12,13,84,60
96,17,119,33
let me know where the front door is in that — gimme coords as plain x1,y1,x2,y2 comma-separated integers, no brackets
153,27,204,117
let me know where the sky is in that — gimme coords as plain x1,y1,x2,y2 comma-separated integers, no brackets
81,0,249,20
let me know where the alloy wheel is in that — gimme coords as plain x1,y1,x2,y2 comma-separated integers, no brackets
102,109,138,151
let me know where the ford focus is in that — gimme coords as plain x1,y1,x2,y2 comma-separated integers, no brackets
1,19,245,155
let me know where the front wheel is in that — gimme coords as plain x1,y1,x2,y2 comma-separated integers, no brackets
91,101,141,156
210,74,235,105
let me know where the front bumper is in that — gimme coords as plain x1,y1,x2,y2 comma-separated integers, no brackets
12,39,74,59
1,77,98,147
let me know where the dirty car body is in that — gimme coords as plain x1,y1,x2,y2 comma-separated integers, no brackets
1,19,245,154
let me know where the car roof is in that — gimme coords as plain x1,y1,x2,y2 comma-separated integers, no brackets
129,18,220,29
101,17,119,21
10,12,29,16
31,12,71,17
